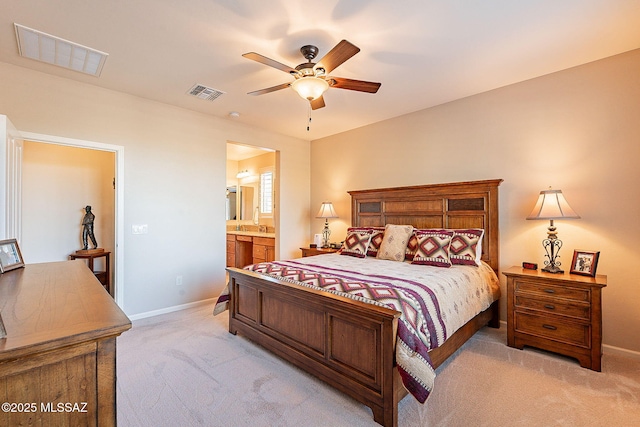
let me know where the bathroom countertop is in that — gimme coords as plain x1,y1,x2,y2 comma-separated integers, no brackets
226,230,276,238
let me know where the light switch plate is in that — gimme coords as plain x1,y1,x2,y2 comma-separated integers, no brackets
132,224,148,234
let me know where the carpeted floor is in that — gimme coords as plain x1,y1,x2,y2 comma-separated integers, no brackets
117,304,640,426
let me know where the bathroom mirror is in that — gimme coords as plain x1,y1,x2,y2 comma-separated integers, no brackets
226,185,254,221
239,186,254,220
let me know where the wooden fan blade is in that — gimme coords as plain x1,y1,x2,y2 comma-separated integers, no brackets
329,77,381,93
242,52,297,74
315,40,360,74
310,96,325,110
247,82,291,96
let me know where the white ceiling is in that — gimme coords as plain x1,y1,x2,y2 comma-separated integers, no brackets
2,0,639,141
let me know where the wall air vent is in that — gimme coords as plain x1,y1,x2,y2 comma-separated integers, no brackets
14,23,108,77
188,84,225,101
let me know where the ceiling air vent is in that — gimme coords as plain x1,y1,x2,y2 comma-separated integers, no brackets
14,23,108,77
188,84,225,101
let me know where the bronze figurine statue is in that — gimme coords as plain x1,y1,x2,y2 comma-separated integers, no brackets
82,205,98,250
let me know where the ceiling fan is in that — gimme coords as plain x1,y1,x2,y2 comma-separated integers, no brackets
242,40,381,110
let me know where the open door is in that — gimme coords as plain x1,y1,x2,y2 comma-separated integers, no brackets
0,115,23,241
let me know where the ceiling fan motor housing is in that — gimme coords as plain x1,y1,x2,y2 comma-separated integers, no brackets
300,45,319,61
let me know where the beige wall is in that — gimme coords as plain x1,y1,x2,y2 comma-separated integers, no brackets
311,49,640,356
0,61,310,317
22,142,115,270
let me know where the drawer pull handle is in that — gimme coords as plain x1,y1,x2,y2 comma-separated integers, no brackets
544,304,555,310
544,289,555,294
542,324,557,331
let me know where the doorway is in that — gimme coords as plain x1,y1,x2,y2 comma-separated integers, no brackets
22,141,114,262
18,131,125,306
226,141,279,256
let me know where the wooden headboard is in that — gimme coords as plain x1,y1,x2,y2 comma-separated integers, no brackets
348,179,503,273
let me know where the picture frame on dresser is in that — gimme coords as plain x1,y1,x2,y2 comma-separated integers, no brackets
570,250,600,277
0,238,24,272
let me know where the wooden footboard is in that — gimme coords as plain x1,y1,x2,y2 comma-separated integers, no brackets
227,267,499,427
227,267,402,426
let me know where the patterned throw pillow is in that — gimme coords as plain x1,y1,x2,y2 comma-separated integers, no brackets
339,229,373,258
411,229,454,268
344,227,384,257
405,232,419,261
448,228,484,266
376,224,414,262
367,227,385,257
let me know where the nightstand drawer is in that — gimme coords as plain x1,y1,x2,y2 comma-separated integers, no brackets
515,312,590,347
515,280,589,302
515,295,590,320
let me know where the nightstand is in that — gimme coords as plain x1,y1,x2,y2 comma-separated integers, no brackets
300,247,339,257
503,266,606,371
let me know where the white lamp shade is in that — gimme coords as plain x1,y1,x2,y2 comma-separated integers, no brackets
316,202,338,218
526,189,580,220
291,77,329,101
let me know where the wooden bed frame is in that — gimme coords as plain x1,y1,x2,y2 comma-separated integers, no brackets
226,179,502,427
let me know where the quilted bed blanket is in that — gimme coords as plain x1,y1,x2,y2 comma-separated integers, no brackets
214,254,500,402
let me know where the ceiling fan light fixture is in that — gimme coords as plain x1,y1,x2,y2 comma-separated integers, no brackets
291,77,329,101
244,40,380,109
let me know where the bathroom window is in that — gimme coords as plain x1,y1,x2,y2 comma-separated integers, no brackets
259,169,273,216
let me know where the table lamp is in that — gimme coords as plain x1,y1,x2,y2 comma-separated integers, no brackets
526,188,580,273
316,202,338,248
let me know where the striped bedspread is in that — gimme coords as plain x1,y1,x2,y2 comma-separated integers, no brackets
214,254,500,402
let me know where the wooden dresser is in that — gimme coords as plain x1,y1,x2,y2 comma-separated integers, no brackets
503,266,606,371
0,260,131,426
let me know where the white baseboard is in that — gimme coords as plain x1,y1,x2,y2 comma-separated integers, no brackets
127,298,215,321
603,343,640,360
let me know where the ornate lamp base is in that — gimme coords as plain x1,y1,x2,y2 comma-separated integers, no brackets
322,219,331,248
541,220,564,274
542,264,564,274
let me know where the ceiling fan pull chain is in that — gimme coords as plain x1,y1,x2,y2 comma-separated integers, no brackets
307,104,312,131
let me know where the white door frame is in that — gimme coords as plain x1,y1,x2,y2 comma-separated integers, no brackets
19,131,125,308
1,115,22,241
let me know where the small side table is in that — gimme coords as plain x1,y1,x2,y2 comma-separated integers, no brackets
300,247,339,257
70,250,111,296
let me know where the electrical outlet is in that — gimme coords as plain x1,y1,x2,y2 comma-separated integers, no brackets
176,275,183,286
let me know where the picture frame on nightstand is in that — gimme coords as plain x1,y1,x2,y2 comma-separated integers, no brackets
570,250,600,277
